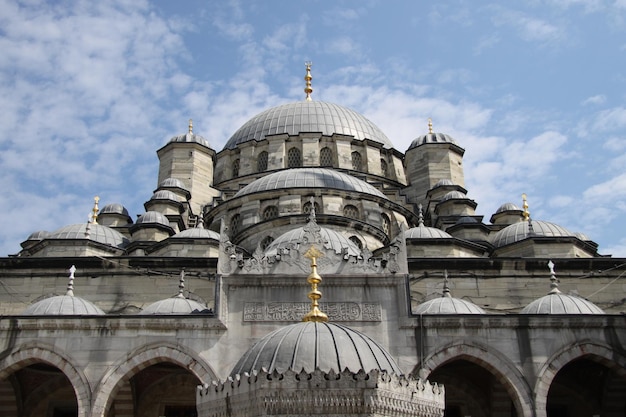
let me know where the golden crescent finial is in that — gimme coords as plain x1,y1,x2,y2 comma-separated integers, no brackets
428,118,433,134
522,193,530,221
304,62,313,101
188,119,193,134
302,245,328,322
91,196,100,225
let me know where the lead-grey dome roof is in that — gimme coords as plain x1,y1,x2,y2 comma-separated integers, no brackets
100,203,130,217
265,226,361,257
490,220,573,248
234,168,387,199
159,177,189,191
172,228,220,240
224,101,394,150
229,321,402,378
135,211,171,226
22,295,105,315
409,132,457,150
414,295,485,314
169,131,209,147
140,296,210,315
49,224,129,248
405,225,452,239
150,190,180,202
520,293,604,314
495,202,522,213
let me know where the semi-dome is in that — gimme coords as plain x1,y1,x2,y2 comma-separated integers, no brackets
405,225,452,239
409,132,457,150
234,168,387,199
49,223,129,248
22,295,105,315
172,228,220,240
224,101,394,150
490,220,573,248
229,321,402,378
135,211,171,226
140,297,210,315
265,226,361,257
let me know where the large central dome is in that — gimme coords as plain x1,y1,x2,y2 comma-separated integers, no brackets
224,101,394,150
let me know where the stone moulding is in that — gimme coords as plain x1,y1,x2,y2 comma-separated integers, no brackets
197,368,444,417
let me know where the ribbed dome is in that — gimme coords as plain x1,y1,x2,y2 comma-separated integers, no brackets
159,177,189,191
433,179,455,188
265,226,361,257
414,295,485,314
409,132,457,150
140,296,210,315
490,220,573,248
405,225,452,239
49,224,129,248
520,293,604,314
26,230,50,240
22,295,105,315
135,211,171,226
100,203,130,216
229,321,402,378
172,228,220,240
224,101,393,150
234,168,387,199
150,190,180,202
495,202,521,213
169,131,209,147
440,190,467,202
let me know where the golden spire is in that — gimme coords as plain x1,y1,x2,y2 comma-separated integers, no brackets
91,196,100,225
302,245,328,322
188,119,193,134
304,61,313,101
428,118,434,134
522,193,530,221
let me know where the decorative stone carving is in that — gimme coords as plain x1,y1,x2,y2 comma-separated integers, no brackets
243,302,381,322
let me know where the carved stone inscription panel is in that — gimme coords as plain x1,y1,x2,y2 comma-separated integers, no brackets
243,302,381,322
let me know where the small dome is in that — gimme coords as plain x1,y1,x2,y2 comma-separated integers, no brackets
26,230,50,240
49,224,129,248
414,296,485,314
135,211,171,227
100,203,130,217
455,216,478,225
495,202,521,214
440,190,467,202
490,220,573,248
266,226,361,257
169,132,209,147
172,228,220,240
433,179,455,188
140,296,210,315
520,293,604,314
159,178,189,191
234,168,387,199
409,132,457,150
224,101,393,150
150,190,180,202
229,321,402,378
405,226,452,239
574,231,591,241
22,295,105,315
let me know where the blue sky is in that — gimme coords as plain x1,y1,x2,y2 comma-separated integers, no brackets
1,0,626,256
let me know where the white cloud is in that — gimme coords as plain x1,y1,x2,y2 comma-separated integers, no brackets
581,94,607,105
491,7,566,44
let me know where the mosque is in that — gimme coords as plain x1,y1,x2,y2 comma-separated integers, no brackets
0,64,624,417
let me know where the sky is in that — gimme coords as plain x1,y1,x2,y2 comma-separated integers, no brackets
1,0,626,257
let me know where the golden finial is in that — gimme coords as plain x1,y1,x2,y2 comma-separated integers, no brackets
188,119,193,134
91,196,100,224
302,245,328,322
304,61,313,101
522,193,530,221
428,118,434,134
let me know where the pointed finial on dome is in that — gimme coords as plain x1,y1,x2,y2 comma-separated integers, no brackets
428,118,434,134
442,270,451,298
66,265,76,297
304,61,313,101
91,196,100,224
176,269,185,298
302,245,328,322
522,193,530,222
418,204,425,227
188,119,193,134
547,260,561,294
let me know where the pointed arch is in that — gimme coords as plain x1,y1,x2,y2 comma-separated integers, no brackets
90,342,216,417
0,344,92,417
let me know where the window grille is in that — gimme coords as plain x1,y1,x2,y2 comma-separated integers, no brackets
263,205,278,220
303,201,321,215
381,213,391,235
320,147,333,167
230,214,241,236
381,159,388,177
351,151,362,171
260,236,274,251
343,204,359,219
287,148,302,168
232,159,240,177
257,151,268,172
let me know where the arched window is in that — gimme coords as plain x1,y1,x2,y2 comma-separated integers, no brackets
230,213,241,236
257,151,268,172
381,213,391,236
303,201,321,215
260,236,274,251
349,236,363,250
343,204,359,219
262,205,278,220
232,159,240,177
287,147,302,168
380,159,388,177
351,151,362,171
320,147,333,167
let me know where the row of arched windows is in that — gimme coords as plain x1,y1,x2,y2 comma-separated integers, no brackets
232,149,391,177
